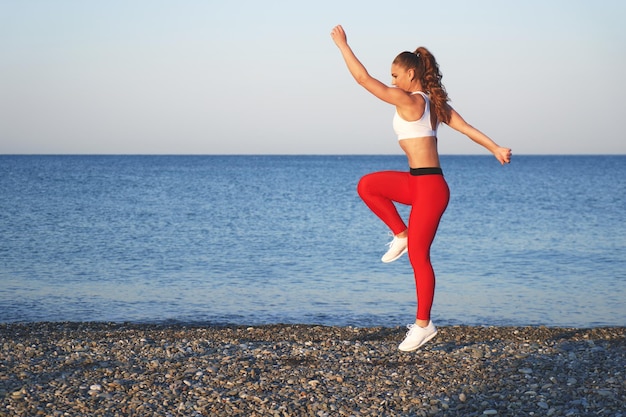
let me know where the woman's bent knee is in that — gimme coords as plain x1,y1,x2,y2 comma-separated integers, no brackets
357,173,375,198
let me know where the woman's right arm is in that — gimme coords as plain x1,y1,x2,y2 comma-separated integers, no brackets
446,107,512,164
331,25,409,107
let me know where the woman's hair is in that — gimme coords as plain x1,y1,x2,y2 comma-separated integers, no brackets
393,47,451,124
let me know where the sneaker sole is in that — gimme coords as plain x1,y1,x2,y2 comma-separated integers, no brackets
381,247,408,263
398,329,438,352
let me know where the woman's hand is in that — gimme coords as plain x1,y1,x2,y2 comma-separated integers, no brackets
331,25,348,47
494,147,512,165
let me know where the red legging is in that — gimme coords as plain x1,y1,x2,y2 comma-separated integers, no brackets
357,170,449,321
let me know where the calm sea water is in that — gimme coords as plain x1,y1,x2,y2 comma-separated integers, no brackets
0,155,624,328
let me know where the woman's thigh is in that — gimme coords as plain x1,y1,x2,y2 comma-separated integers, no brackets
358,171,413,205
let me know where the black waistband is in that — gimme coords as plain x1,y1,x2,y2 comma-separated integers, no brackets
410,167,443,176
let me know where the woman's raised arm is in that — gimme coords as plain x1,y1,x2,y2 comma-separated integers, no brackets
331,25,410,107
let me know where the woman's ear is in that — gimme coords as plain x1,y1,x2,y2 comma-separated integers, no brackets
407,68,415,81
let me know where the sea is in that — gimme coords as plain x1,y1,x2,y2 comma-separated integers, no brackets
0,155,624,328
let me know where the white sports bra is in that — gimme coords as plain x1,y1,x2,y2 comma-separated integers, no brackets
393,91,438,140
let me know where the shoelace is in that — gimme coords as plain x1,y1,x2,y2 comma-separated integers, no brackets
385,233,396,248
386,235,405,248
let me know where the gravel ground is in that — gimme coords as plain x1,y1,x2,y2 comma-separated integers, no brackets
1,323,624,416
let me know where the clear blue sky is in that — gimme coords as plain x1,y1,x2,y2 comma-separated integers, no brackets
1,0,624,155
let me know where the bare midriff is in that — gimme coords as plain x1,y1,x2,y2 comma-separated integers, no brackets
398,136,440,169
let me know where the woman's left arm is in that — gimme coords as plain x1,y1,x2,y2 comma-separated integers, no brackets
446,107,512,165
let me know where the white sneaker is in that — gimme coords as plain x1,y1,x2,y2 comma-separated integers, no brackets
381,235,408,263
398,321,437,351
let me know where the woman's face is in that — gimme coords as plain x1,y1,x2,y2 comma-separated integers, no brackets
391,63,414,91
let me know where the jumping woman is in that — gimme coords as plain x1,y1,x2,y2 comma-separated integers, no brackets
331,25,512,351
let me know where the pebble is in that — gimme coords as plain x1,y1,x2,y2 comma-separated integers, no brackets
1,323,624,416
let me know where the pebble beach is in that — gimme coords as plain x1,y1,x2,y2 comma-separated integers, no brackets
1,323,624,416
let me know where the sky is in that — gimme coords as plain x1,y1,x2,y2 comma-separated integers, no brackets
1,0,625,155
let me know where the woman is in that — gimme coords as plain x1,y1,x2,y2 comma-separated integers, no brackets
331,25,512,351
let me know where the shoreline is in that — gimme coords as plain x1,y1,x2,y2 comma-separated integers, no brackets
2,323,624,416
